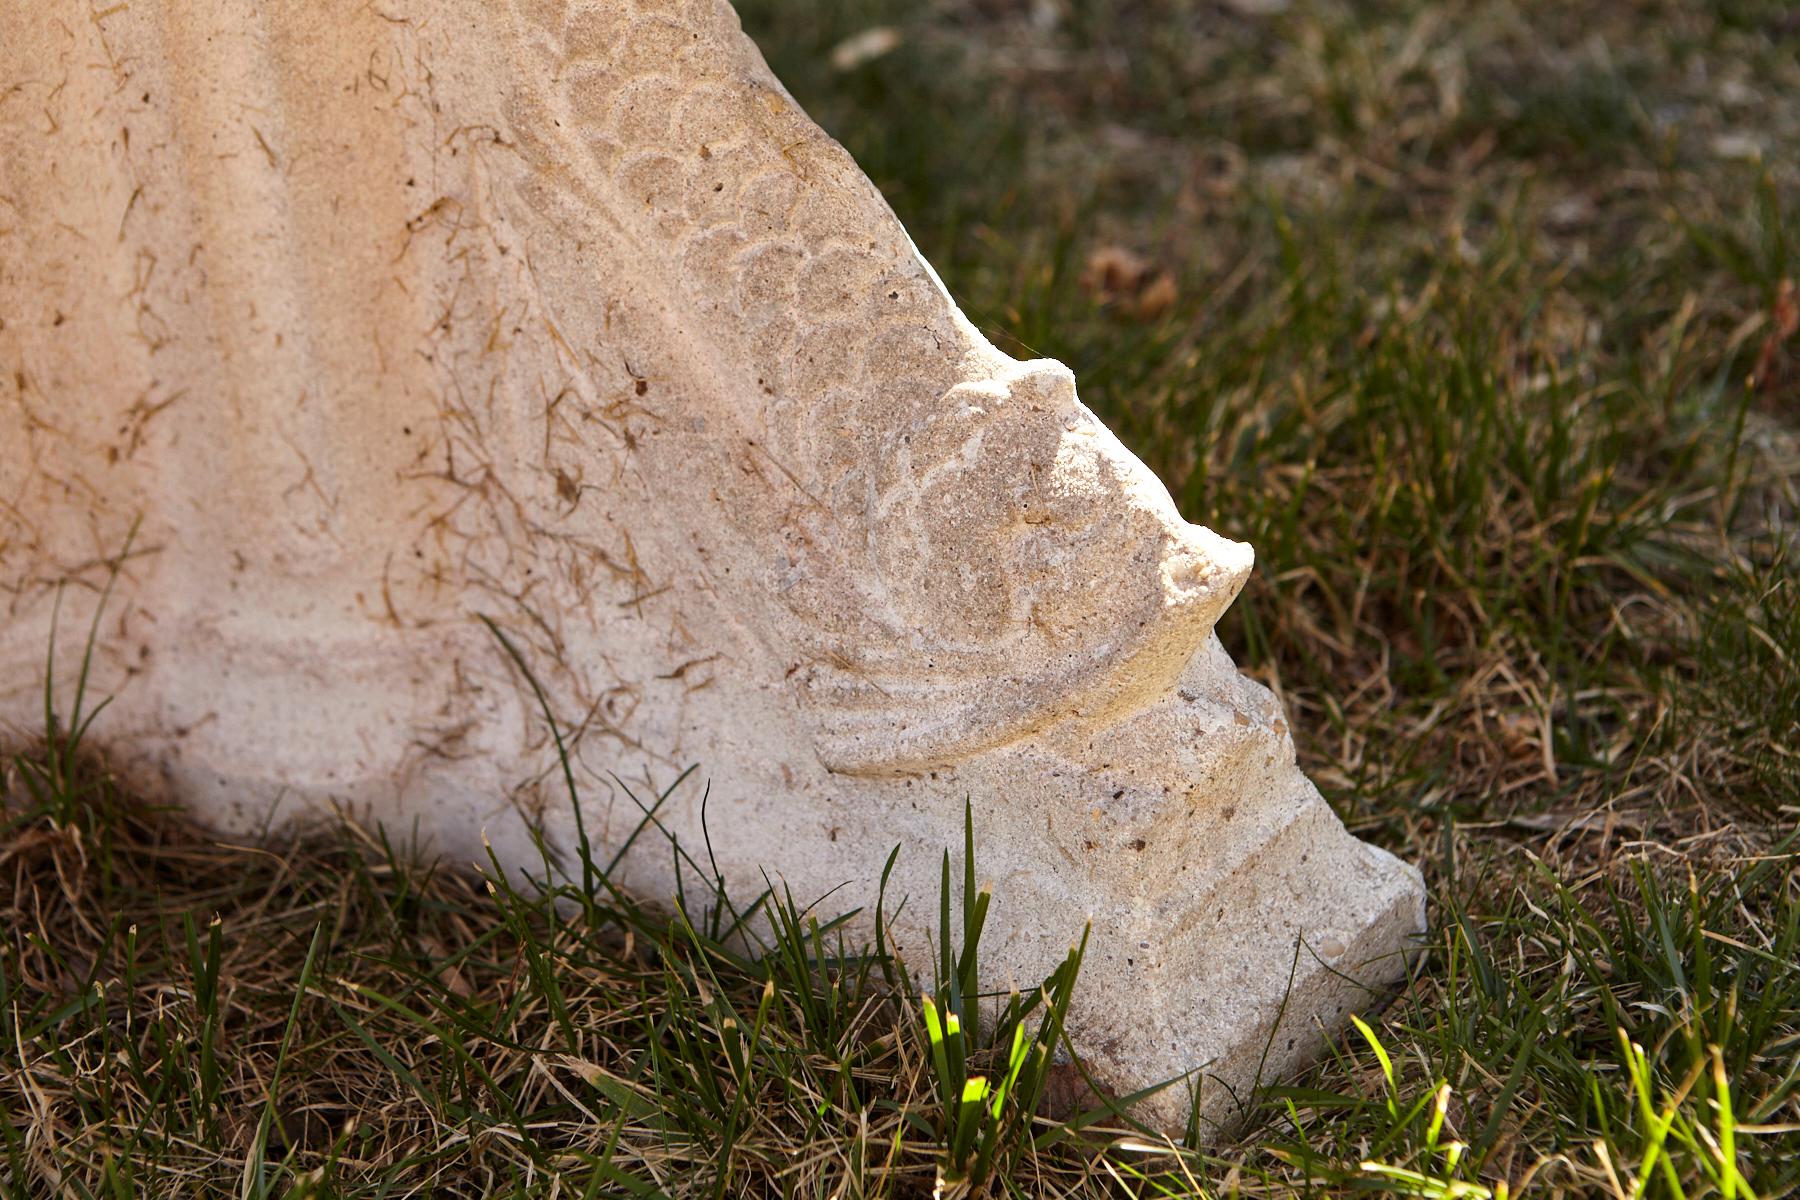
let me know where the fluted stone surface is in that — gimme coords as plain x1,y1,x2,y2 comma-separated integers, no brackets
0,0,1423,1131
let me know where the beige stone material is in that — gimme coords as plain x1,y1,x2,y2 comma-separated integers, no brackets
0,0,1423,1131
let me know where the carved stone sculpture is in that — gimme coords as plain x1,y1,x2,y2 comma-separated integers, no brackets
0,0,1424,1131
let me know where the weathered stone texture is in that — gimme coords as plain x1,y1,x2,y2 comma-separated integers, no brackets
0,0,1423,1131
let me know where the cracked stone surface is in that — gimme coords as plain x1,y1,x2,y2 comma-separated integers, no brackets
0,0,1424,1132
